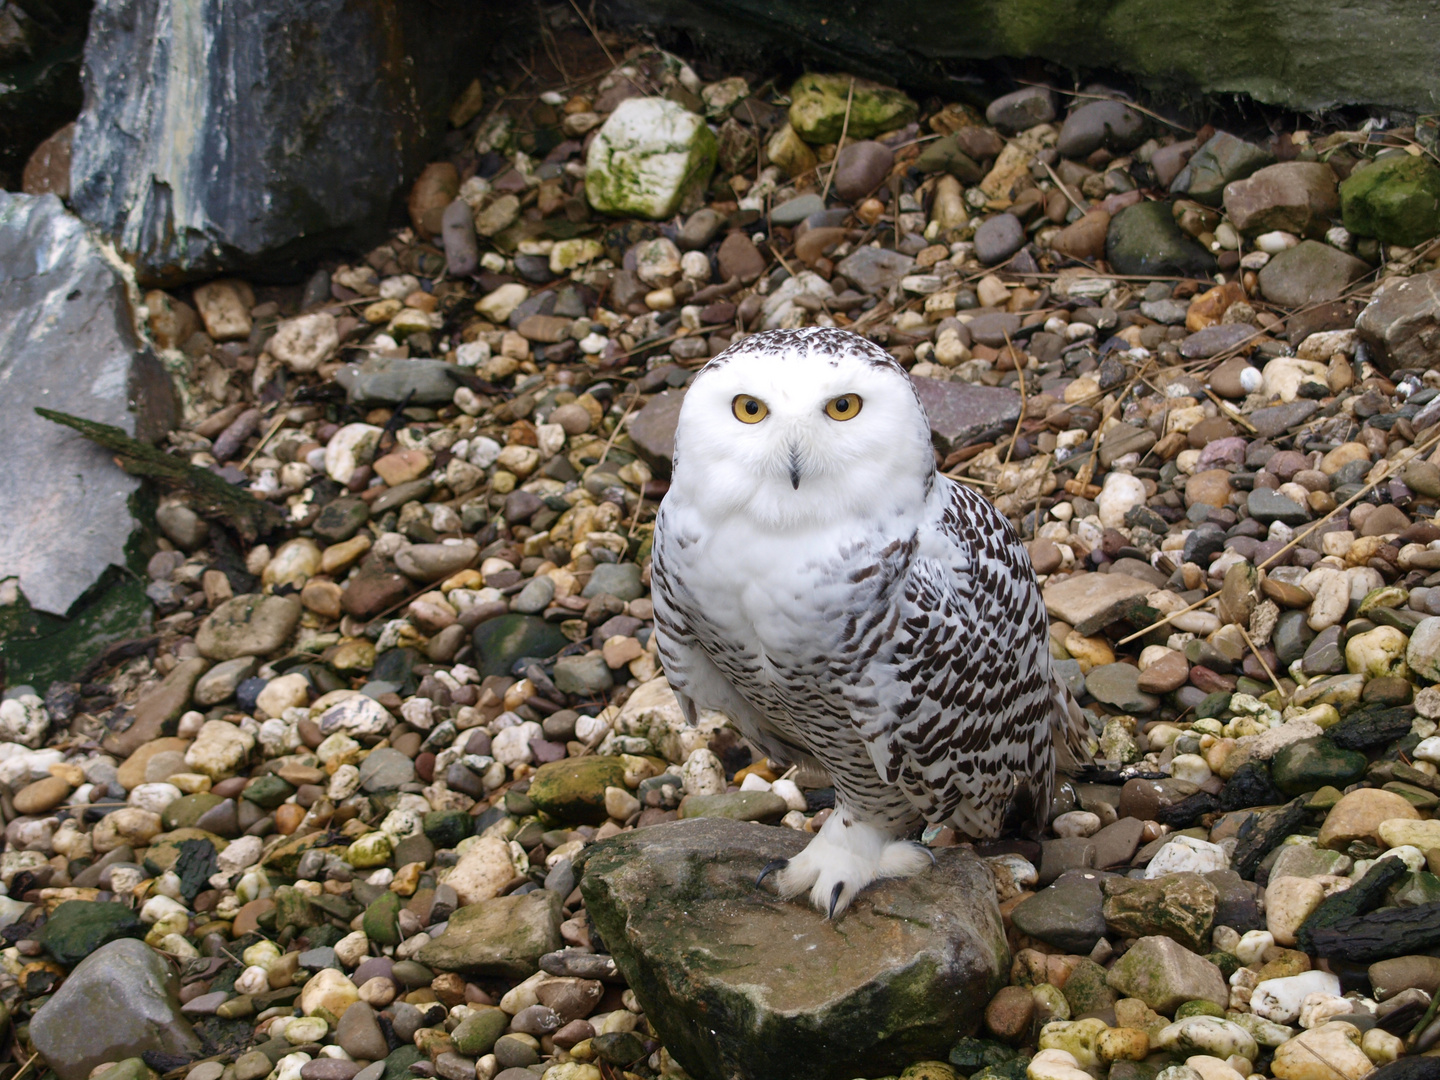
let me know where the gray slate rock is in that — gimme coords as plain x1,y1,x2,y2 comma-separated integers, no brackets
70,0,507,283
911,376,1022,455
627,388,686,475
1179,323,1262,358
336,357,462,405
31,938,201,1080
834,246,916,294
1171,131,1275,206
1258,240,1370,307
581,818,1008,1080
0,193,177,615
974,213,1026,265
1057,100,1145,158
1355,267,1440,375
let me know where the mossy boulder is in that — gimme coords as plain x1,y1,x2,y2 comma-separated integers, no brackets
527,756,629,825
581,817,1009,1080
585,97,718,219
1340,154,1440,246
788,73,918,145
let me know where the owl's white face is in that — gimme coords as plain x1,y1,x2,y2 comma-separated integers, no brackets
669,328,936,532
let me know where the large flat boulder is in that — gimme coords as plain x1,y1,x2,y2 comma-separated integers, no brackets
581,817,1009,1080
69,0,513,284
0,192,176,617
595,0,1439,116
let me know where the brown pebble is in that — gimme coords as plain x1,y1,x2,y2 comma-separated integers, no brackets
274,804,306,835
985,984,1036,1042
13,776,71,815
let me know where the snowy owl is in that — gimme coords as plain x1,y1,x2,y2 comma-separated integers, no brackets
650,326,1089,917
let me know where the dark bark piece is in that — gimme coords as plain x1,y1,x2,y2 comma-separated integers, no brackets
1231,797,1308,880
36,407,282,541
1297,856,1414,954
1308,900,1440,964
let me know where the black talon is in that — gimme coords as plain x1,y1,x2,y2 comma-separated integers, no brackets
828,881,845,919
755,858,788,887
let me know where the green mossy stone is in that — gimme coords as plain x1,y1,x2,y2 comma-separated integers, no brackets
1340,154,1440,246
788,73,918,144
363,891,403,947
470,614,571,679
422,810,473,850
161,792,224,831
39,901,144,966
1271,736,1368,795
527,756,629,826
241,774,295,809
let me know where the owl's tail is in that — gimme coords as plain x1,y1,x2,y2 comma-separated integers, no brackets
1051,673,1098,776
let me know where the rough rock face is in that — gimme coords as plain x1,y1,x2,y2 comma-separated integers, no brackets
581,818,1010,1080
0,192,176,616
69,0,510,284
30,938,202,1080
0,0,90,189
594,0,1439,115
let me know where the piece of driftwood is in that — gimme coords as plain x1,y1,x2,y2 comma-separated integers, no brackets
36,407,283,541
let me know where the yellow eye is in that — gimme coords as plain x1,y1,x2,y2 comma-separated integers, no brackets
732,395,769,424
825,394,863,421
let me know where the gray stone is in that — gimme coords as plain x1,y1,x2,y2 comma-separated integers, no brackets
1140,299,1190,325
335,1001,388,1062
0,193,177,616
441,199,478,277
416,890,563,979
974,213,1026,265
582,562,644,601
194,657,259,706
771,194,827,227
1106,199,1217,278
1356,268,1440,375
1179,324,1261,359
581,818,1008,1080
1247,489,1310,526
359,748,417,793
831,141,893,203
628,388,686,474
31,938,201,1080
70,0,502,283
1086,663,1161,714
986,87,1055,134
1171,131,1275,206
1248,401,1319,439
1057,100,1146,158
1258,240,1370,308
834,246,916,295
553,653,615,696
1012,869,1110,954
678,208,726,250
336,358,461,405
965,312,1022,347
911,376,1021,455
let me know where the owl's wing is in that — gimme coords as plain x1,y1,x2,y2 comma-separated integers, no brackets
850,478,1067,837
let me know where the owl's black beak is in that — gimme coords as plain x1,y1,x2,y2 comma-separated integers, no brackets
788,445,801,489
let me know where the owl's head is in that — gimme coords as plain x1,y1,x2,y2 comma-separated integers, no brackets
669,327,936,530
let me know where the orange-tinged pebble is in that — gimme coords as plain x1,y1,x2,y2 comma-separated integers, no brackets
274,803,307,835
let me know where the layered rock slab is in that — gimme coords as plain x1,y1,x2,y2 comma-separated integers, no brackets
0,192,176,616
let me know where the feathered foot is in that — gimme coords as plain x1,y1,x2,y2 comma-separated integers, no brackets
761,810,932,917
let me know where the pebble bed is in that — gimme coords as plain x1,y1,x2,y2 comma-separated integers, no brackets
7,34,1440,1080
